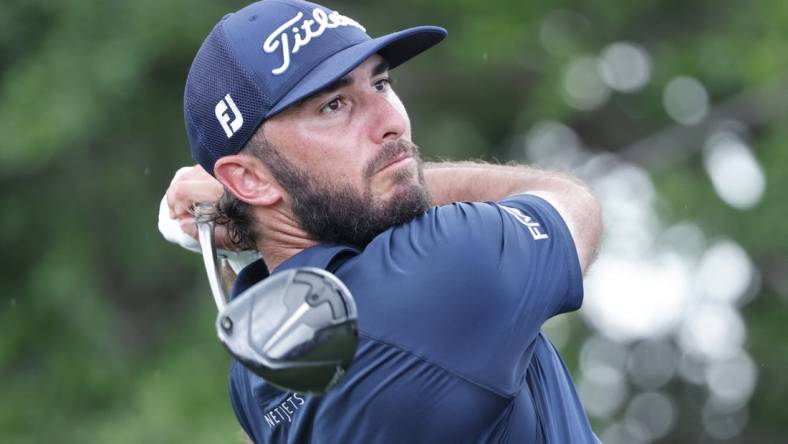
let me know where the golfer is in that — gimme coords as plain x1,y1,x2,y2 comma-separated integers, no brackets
161,0,603,442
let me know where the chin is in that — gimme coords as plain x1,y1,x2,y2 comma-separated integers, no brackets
379,171,420,200
370,156,428,205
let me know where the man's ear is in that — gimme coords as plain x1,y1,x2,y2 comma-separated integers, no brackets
213,154,282,206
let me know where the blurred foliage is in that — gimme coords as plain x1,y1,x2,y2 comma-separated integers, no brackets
1,0,786,442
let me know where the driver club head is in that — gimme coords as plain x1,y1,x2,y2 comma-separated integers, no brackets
193,208,358,395
217,267,358,394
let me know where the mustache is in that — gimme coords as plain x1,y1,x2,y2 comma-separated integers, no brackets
364,139,421,178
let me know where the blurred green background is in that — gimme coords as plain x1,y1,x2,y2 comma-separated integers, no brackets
1,0,786,442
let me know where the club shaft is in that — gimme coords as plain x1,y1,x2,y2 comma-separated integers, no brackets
196,212,227,312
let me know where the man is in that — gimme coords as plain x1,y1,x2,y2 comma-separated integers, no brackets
161,0,603,442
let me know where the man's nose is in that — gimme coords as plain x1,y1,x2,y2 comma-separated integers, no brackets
367,93,408,144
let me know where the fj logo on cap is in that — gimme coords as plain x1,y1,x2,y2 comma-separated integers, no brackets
263,8,366,75
215,94,243,138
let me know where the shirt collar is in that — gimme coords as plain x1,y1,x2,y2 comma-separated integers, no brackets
230,243,359,299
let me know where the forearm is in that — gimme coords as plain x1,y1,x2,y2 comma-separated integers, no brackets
423,161,585,206
424,161,602,271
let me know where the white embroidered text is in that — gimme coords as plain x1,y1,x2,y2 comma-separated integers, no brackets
500,205,549,240
264,393,306,429
263,8,366,75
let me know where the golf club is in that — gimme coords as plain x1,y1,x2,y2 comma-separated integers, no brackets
194,203,359,394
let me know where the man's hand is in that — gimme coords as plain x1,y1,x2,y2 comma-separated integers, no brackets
158,164,260,271
162,164,247,252
165,165,225,240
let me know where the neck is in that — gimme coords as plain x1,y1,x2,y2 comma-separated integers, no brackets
253,204,317,272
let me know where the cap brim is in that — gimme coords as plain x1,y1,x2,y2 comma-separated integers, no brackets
266,26,447,118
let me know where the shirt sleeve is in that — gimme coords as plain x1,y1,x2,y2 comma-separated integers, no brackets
355,194,583,395
496,193,584,316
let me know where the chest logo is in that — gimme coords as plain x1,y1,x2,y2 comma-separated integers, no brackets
264,393,306,429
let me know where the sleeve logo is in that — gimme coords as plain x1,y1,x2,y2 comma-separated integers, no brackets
215,94,243,138
500,205,549,240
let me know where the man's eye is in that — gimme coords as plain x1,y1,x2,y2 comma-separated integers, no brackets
321,97,343,113
374,77,392,92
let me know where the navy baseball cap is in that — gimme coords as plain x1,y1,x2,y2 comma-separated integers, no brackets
184,0,447,175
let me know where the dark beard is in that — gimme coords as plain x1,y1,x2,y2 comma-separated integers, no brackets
266,139,432,248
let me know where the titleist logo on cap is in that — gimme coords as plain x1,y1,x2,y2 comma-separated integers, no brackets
263,8,366,75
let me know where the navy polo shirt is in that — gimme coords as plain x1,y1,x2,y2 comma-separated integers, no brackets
228,194,599,443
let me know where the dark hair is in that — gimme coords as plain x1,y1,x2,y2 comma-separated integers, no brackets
212,189,259,251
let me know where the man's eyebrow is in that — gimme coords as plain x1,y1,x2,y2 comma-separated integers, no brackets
371,60,390,77
294,60,391,109
316,76,352,99
291,77,349,111
317,60,389,97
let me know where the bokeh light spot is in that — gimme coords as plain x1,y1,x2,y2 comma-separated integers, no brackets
624,391,676,441
563,55,611,111
663,76,709,125
697,240,754,304
703,132,766,209
678,301,745,361
598,42,651,93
